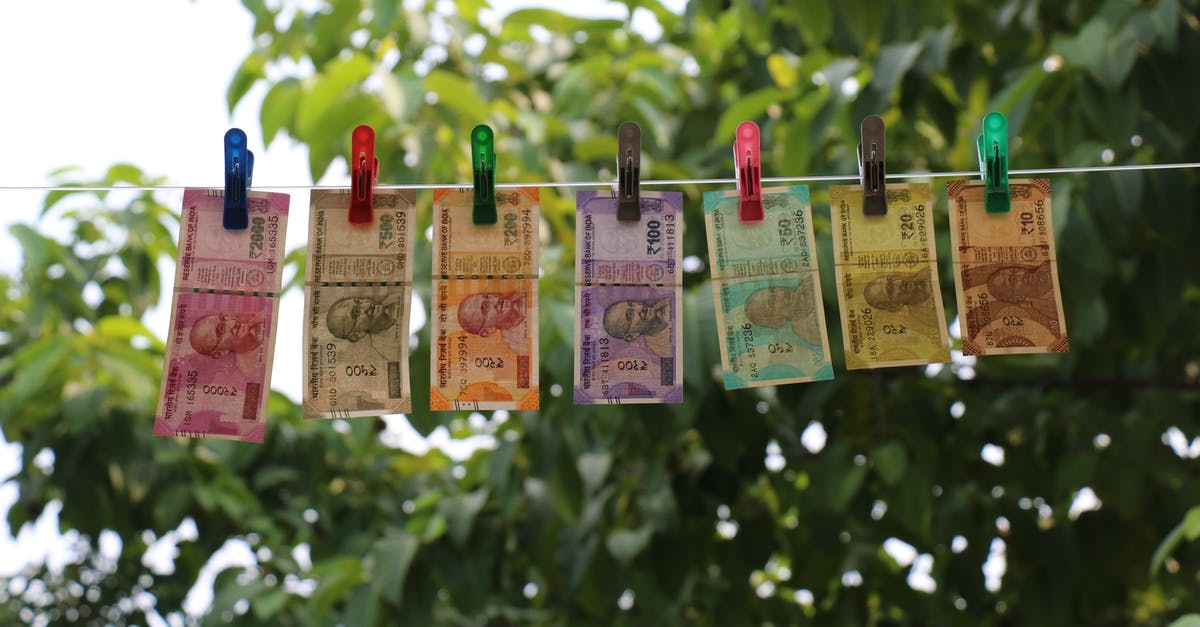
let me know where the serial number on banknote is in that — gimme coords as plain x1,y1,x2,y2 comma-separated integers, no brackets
898,207,928,241
183,370,241,398
646,215,676,255
379,213,398,248
248,215,281,260
1019,201,1047,236
778,209,808,250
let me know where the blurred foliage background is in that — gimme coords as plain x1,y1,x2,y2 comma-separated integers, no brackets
3,0,1200,624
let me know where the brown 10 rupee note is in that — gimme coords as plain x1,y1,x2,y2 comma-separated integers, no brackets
154,189,289,443
947,179,1069,355
303,190,415,418
431,188,540,411
830,183,951,369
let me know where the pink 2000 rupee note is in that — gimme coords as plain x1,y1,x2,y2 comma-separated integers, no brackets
155,189,289,443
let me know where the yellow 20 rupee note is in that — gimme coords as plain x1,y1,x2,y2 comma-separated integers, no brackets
830,183,951,369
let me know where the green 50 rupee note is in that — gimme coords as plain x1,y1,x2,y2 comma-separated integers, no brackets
703,186,834,389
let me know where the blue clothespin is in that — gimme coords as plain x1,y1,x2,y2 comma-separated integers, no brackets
471,124,496,225
223,128,254,230
977,112,1010,214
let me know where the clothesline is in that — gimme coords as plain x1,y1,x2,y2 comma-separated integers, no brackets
0,162,1195,193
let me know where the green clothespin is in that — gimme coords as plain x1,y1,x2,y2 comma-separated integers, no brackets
471,124,496,225
976,112,1010,214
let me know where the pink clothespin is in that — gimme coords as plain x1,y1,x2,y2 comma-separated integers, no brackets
734,121,763,222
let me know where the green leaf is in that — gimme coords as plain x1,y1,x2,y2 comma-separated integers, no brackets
767,53,800,90
260,78,302,146
370,531,419,604
606,525,653,564
252,588,290,620
228,52,266,114
1055,18,1138,89
295,53,374,140
439,489,488,546
1184,507,1200,541
576,451,612,493
311,558,366,618
827,463,868,513
715,88,783,143
871,441,908,485
1168,615,1200,627
1151,506,1200,576
871,41,923,97
793,2,832,47
425,69,490,123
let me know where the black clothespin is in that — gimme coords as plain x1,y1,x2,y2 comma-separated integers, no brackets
349,125,378,225
617,121,642,222
223,128,254,230
858,114,886,216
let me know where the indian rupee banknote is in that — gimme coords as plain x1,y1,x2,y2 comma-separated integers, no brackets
155,189,288,443
303,190,414,418
575,191,683,404
431,188,539,410
703,186,834,388
947,178,1069,355
829,183,951,369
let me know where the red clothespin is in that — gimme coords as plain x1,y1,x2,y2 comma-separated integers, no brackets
734,121,763,222
349,125,378,224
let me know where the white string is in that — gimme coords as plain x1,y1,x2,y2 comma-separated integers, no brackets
0,162,1195,193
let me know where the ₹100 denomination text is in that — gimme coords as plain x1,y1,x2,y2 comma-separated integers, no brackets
155,189,289,443
303,190,415,418
575,191,683,403
948,178,1069,355
830,183,951,369
703,185,833,389
431,188,540,411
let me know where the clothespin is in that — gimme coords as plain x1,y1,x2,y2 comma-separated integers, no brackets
616,121,642,222
733,121,763,222
858,114,887,216
349,125,378,225
222,128,254,230
471,124,496,225
977,111,1010,214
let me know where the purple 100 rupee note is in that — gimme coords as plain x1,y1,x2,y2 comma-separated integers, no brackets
574,191,683,404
